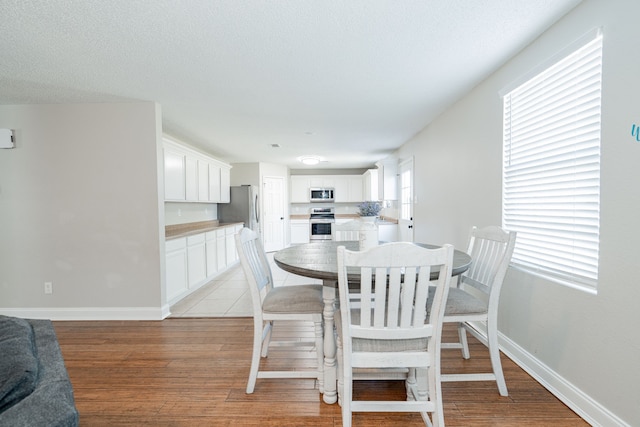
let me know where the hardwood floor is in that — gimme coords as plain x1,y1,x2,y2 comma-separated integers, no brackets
54,318,588,426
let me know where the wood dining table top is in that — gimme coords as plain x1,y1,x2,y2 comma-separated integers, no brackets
273,241,472,282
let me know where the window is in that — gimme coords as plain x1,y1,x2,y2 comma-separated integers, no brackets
502,29,603,292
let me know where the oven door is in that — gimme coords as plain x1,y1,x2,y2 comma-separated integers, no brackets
310,220,334,241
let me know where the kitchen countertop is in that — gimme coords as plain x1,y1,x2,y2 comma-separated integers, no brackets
165,220,244,240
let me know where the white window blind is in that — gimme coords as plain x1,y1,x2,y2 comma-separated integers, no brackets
502,31,602,291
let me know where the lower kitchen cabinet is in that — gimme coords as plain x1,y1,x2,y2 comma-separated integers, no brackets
187,234,207,288
165,224,242,306
290,220,310,244
165,238,188,302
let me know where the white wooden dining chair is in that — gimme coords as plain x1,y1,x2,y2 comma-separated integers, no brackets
335,242,454,427
235,227,324,394
437,225,516,396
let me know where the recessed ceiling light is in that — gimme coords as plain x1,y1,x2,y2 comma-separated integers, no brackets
297,155,322,165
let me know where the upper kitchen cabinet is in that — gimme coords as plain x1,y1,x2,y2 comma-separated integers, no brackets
163,138,231,203
362,169,379,201
290,176,311,203
164,146,186,201
334,175,363,203
375,158,398,201
290,174,364,203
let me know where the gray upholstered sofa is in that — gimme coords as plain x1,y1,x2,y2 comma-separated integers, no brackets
0,315,79,427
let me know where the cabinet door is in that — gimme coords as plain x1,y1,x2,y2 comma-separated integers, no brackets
164,149,186,201
347,176,363,202
290,221,310,244
166,238,188,301
216,230,227,270
205,232,217,277
185,156,198,202
187,235,207,288
333,177,349,203
225,227,237,264
197,160,209,201
220,167,231,203
290,176,310,203
208,163,221,202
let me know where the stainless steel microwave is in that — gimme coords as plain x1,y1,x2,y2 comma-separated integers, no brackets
310,188,334,202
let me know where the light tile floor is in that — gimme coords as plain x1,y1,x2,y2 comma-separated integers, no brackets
170,252,322,317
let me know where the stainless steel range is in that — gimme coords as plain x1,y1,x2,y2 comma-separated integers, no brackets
309,207,335,241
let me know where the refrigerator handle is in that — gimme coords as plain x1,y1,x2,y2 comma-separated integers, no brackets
254,194,259,223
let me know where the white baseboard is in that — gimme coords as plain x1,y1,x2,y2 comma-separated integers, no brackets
499,332,628,427
0,305,172,321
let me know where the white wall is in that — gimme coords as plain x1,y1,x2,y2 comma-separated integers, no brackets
0,102,166,320
396,1,639,425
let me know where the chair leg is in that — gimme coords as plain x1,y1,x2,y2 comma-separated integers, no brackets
314,320,324,393
246,319,264,394
487,319,508,396
341,368,353,427
336,333,343,407
261,320,273,357
427,364,444,427
458,322,470,359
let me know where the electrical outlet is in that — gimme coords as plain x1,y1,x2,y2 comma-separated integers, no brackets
178,208,182,217
44,282,53,294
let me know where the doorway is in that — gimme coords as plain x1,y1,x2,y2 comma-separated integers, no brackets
262,176,286,252
398,157,414,242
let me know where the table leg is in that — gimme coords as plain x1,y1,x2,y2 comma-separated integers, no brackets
322,281,337,404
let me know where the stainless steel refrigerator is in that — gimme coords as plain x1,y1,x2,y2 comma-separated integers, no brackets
218,185,259,231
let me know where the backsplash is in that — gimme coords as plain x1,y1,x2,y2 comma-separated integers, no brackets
165,202,217,225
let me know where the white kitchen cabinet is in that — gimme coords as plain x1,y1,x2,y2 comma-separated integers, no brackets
334,175,363,202
208,163,221,202
164,148,186,201
290,219,310,244
290,176,311,203
225,225,241,264
185,156,198,202
220,167,231,203
165,238,188,302
216,229,227,271
376,158,398,201
163,138,232,203
363,169,379,201
197,159,209,201
187,233,206,288
378,223,398,242
205,230,218,277
291,174,363,203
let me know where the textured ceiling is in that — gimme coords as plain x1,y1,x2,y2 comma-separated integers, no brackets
0,0,581,169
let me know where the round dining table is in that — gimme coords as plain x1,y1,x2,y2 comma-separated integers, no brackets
273,240,472,404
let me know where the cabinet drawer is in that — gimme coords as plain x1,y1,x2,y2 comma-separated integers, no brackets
166,237,186,252
205,230,217,241
187,233,205,245
225,226,236,235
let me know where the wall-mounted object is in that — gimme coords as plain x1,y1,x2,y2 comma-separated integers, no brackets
0,129,15,149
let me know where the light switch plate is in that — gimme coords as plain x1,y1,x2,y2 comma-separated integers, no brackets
0,129,14,149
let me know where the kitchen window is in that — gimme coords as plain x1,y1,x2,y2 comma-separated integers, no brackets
501,29,603,293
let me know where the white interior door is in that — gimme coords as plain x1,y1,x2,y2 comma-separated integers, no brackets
262,176,286,252
398,158,414,242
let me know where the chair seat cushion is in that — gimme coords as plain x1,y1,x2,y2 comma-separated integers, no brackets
428,287,487,316
263,284,324,314
335,310,428,353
